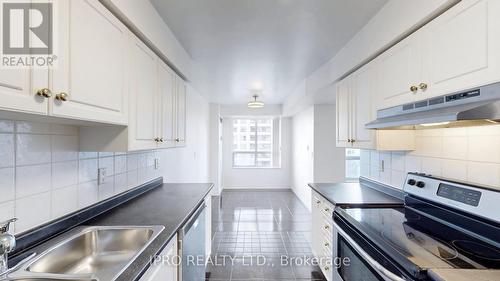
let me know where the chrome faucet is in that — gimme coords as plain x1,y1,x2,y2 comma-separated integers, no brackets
0,218,17,275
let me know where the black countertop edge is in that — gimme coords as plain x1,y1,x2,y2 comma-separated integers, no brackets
358,177,405,200
10,177,164,262
308,178,404,208
130,183,215,281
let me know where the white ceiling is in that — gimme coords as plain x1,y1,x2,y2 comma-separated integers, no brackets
150,0,387,104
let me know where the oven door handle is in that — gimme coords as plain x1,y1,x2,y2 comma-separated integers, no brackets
334,222,406,281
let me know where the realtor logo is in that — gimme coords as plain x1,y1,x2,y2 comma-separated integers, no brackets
1,1,57,68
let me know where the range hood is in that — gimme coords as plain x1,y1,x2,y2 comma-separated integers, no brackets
366,82,500,130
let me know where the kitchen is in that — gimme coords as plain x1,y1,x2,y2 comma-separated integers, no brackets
0,0,499,281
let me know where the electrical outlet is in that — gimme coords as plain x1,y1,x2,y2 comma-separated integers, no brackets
98,168,107,185
154,158,160,170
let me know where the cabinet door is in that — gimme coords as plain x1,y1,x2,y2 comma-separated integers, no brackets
176,78,187,146
0,69,48,114
420,0,500,100
376,33,421,109
128,36,158,150
351,65,376,149
50,0,128,125
158,62,176,148
336,79,351,147
140,234,178,281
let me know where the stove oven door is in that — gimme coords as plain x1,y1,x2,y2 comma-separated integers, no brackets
332,220,411,281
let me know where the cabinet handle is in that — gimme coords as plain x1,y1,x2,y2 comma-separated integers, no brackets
324,242,330,247
324,225,330,230
347,139,351,143
324,208,330,212
351,139,356,144
175,138,180,142
419,83,428,91
316,200,321,205
55,92,69,101
154,137,160,143
36,88,52,98
159,138,164,143
410,85,418,93
324,266,330,271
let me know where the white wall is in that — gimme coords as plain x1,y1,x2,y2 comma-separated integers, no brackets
209,104,223,195
221,116,291,189
291,106,314,210
283,0,458,116
313,105,346,182
160,86,210,183
361,126,500,190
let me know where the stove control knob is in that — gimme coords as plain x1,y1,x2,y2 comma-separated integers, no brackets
407,179,416,186
416,181,425,188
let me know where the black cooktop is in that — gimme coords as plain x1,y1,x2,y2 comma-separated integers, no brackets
335,196,500,279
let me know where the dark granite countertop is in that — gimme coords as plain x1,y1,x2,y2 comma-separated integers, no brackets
308,178,403,208
86,182,214,281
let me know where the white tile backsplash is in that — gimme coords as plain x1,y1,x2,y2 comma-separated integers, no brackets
16,164,52,198
0,134,15,168
16,134,51,165
361,124,500,190
0,168,15,203
0,120,161,234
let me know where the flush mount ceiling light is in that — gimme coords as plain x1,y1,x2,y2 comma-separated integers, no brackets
247,94,265,108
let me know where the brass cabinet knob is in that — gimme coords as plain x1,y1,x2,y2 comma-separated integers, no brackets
419,83,428,90
154,137,160,143
347,139,351,143
316,200,321,205
324,266,330,271
324,208,330,212
351,139,356,143
410,85,418,93
159,138,164,143
37,88,52,98
324,242,330,247
175,138,180,142
324,225,330,230
55,92,69,101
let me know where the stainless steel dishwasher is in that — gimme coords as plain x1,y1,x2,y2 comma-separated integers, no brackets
179,203,206,281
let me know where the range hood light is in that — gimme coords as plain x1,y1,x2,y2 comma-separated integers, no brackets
419,122,450,127
247,94,264,108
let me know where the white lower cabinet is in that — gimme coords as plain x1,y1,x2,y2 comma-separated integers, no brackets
140,234,178,281
311,191,333,281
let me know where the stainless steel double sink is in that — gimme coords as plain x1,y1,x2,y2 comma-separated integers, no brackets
2,225,164,281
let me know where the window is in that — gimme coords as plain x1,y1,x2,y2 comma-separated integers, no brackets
232,118,280,168
346,148,360,180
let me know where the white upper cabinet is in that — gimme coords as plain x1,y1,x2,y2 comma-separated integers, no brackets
375,0,500,109
158,61,176,148
336,62,415,151
376,33,422,109
128,36,159,150
419,0,500,100
351,65,376,149
175,79,187,146
50,0,128,125
336,64,376,149
0,69,47,114
335,78,351,147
